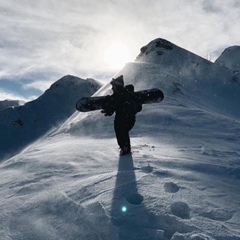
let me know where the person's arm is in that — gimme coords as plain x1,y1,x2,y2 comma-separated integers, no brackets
101,95,115,116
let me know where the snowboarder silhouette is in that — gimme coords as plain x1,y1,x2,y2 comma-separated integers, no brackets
101,75,142,155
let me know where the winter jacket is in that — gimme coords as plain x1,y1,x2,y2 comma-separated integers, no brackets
102,86,142,119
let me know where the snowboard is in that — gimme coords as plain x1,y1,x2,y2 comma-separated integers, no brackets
76,88,164,112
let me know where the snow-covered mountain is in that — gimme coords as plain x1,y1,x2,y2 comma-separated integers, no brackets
0,75,101,160
0,38,240,240
135,39,240,117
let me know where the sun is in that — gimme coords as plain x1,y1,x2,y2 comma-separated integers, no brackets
104,42,131,70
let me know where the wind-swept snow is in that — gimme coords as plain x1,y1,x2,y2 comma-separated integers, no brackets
0,39,240,240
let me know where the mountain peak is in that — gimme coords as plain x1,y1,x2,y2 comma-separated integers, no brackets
135,38,210,66
136,38,175,61
50,75,89,88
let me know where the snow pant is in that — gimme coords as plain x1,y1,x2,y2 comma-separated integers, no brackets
114,116,136,149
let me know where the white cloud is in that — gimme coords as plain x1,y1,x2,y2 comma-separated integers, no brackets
0,88,30,101
22,79,54,92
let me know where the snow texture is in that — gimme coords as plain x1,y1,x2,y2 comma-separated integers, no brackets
0,38,240,240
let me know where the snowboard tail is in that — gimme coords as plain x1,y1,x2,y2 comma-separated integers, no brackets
135,88,164,104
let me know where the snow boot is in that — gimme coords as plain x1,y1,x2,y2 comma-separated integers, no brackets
120,146,131,156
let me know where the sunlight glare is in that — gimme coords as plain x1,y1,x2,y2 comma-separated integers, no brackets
121,206,127,213
104,42,131,70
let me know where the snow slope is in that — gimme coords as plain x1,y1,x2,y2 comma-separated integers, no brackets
0,38,240,240
0,75,101,160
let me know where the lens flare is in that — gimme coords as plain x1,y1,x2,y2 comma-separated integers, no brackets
121,206,127,213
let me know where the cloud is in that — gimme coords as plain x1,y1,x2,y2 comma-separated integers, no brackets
202,0,240,13
0,88,32,101
0,0,239,100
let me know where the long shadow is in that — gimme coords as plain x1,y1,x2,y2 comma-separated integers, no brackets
109,154,195,240
109,154,154,240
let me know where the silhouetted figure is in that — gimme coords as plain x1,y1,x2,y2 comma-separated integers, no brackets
102,75,142,155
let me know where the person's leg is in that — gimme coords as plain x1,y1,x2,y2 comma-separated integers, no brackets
124,118,135,150
114,118,135,155
114,120,127,149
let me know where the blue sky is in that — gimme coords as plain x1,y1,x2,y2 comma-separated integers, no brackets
0,0,240,101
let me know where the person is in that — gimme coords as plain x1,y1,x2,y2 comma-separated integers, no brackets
101,75,142,156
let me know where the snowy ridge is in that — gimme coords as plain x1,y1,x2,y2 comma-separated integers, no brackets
136,39,240,119
0,39,240,240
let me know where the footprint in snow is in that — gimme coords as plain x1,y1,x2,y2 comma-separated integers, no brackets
170,201,191,219
164,182,180,193
126,193,144,205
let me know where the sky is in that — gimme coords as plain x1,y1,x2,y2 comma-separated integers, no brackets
0,0,240,101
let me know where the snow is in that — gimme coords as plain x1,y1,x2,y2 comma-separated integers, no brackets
0,38,240,240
